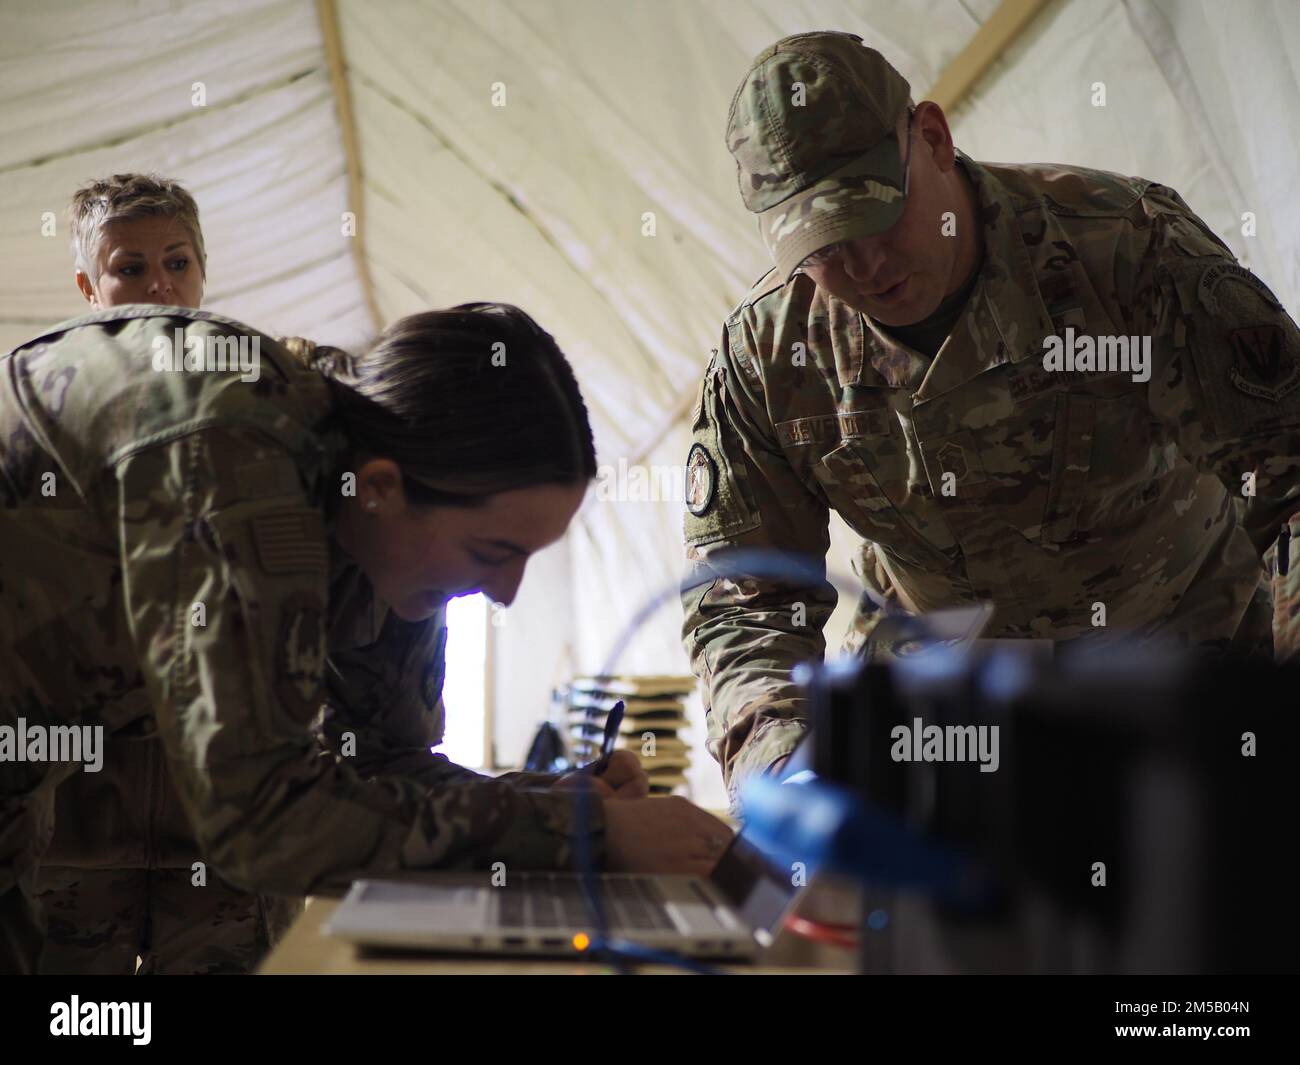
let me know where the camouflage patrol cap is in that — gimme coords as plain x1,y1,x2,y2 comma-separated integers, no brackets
726,31,912,280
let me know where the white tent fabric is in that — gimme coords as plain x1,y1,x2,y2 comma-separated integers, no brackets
2,0,1296,810
0,1,371,350
1125,0,1300,304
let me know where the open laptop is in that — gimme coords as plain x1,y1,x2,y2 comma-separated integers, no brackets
324,802,810,961
326,605,993,961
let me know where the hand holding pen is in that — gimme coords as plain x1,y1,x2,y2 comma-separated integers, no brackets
551,700,650,798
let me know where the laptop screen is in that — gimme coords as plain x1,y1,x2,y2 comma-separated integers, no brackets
708,832,798,936
707,736,818,935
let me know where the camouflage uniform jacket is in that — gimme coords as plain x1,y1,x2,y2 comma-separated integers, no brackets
1,306,603,909
683,153,1300,805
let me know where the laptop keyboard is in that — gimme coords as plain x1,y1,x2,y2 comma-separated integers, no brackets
496,874,677,933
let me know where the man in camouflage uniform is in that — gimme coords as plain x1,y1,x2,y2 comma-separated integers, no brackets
0,308,606,973
682,32,1300,809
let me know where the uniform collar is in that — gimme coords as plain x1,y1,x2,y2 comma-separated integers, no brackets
328,537,389,647
839,152,1054,398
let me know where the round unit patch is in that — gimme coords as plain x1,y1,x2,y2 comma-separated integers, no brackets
685,443,717,517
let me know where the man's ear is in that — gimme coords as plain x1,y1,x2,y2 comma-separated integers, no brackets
75,270,98,307
916,101,956,171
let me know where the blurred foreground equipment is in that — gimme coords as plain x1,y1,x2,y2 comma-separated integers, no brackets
744,643,1299,974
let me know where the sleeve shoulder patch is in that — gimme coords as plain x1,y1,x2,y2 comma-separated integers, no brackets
685,443,717,516
683,368,763,546
1198,264,1299,401
1178,259,1300,437
252,509,329,575
275,590,328,724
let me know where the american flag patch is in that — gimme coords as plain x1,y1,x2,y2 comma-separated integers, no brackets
251,510,328,575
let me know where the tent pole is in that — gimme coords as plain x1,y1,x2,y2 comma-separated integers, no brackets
317,0,383,334
926,0,1054,113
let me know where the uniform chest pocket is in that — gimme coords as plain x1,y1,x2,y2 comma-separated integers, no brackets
1042,393,1099,541
812,440,957,568
925,391,1097,545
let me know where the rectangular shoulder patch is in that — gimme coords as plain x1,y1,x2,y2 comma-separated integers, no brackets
252,509,328,574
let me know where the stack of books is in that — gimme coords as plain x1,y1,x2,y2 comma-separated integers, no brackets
565,675,694,795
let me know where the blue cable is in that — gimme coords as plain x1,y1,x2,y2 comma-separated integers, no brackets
573,547,896,974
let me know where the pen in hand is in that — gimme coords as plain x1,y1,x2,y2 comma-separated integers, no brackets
586,699,625,777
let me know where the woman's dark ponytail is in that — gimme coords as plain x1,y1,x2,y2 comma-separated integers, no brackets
285,304,597,506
